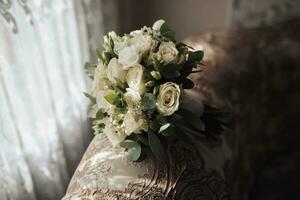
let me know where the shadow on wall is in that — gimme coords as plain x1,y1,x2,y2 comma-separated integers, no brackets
117,0,230,40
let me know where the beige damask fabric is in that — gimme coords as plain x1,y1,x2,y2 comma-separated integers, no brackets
63,132,231,200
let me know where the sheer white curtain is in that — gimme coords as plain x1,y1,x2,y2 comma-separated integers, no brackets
0,0,95,199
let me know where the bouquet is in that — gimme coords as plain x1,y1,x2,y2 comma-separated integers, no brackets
84,20,227,162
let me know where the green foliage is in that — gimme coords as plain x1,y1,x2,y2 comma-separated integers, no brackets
159,123,176,137
187,50,204,63
96,108,107,120
137,135,149,146
148,131,167,163
141,93,156,110
120,140,142,161
104,92,119,105
150,114,168,131
160,22,176,41
161,64,183,79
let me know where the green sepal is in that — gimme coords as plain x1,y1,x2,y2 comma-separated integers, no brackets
83,92,97,104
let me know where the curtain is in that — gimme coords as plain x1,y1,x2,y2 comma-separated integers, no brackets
0,0,100,199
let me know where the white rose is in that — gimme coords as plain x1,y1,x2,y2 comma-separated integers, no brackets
152,19,165,31
158,42,178,63
130,34,154,53
118,46,141,70
107,58,127,83
123,88,141,110
124,112,148,135
157,82,181,116
126,64,146,95
129,30,142,36
103,119,127,147
92,63,108,93
113,40,128,54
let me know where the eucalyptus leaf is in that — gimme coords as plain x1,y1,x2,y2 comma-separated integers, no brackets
148,131,167,163
141,93,156,110
120,140,142,161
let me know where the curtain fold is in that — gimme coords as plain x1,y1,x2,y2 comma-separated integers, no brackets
0,0,95,199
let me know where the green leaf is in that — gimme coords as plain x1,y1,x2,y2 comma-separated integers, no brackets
161,69,180,79
115,79,128,92
87,104,98,118
150,114,168,131
96,108,107,120
161,64,183,79
159,123,176,137
83,92,97,104
96,49,102,59
115,106,127,114
188,50,204,63
120,140,142,161
104,92,119,105
141,93,156,110
182,78,195,89
137,135,149,146
160,22,176,41
148,131,167,163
